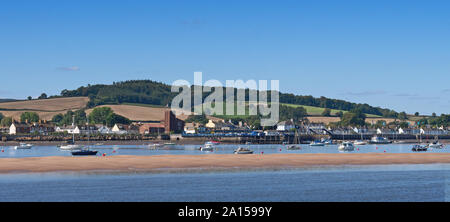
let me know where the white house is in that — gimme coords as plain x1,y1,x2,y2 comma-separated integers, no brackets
184,123,196,134
9,123,31,135
111,124,128,134
276,120,296,131
55,125,80,134
97,125,112,134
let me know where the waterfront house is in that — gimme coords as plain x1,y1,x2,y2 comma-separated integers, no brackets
276,120,296,131
30,123,55,135
55,125,80,134
183,122,197,134
112,124,139,134
139,123,165,135
9,123,31,135
205,119,216,128
97,125,112,134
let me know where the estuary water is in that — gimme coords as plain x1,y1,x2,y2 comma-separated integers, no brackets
1,164,450,201
0,143,448,158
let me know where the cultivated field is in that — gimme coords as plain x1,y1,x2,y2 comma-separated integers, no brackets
0,97,89,121
85,104,223,122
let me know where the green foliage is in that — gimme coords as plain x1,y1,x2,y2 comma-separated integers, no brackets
398,112,408,120
322,108,331,117
88,107,130,127
105,113,131,127
38,93,48,99
339,109,366,126
27,96,32,100
0,112,3,122
335,111,343,117
185,114,208,125
279,105,307,123
52,110,87,126
20,112,39,123
425,114,450,127
59,80,396,117
60,80,176,108
0,116,11,127
414,112,419,116
398,121,409,128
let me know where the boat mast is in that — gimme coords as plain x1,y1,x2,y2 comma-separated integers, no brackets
72,115,75,144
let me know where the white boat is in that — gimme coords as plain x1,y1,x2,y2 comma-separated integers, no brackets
59,144,83,150
412,144,427,152
148,143,163,149
14,143,33,149
427,141,444,148
164,142,176,146
353,140,367,145
309,141,325,146
234,147,254,154
201,143,214,152
369,136,391,144
321,138,333,145
338,141,355,152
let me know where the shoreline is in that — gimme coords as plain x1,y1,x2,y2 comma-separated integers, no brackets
1,139,447,146
2,153,450,174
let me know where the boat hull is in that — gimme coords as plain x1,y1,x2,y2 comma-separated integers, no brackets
234,151,254,154
71,150,98,156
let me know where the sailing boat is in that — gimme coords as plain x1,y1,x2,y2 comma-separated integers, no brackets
71,118,98,156
60,116,83,150
354,128,367,145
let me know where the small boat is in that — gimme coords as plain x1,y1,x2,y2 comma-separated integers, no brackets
234,147,254,154
427,141,444,148
94,143,104,146
164,142,176,146
148,143,163,149
71,148,98,156
245,141,252,145
338,141,355,152
309,140,325,146
369,136,391,144
59,144,83,150
321,138,333,145
353,140,367,145
286,145,301,150
393,140,407,144
14,143,33,149
201,143,214,152
412,144,427,152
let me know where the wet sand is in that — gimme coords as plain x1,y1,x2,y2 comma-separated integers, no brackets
2,153,450,174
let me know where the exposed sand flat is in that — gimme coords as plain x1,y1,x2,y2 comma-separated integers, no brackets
1,153,450,174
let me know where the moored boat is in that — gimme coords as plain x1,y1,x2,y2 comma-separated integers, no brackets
234,147,253,154
14,143,33,149
148,143,163,149
369,136,391,144
353,140,367,145
59,144,83,150
338,141,355,152
201,143,214,152
427,141,444,148
412,144,427,152
309,140,325,146
71,149,98,156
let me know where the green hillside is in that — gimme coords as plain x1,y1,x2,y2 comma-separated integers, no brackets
55,79,399,118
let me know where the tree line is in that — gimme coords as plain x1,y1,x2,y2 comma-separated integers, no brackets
55,80,399,117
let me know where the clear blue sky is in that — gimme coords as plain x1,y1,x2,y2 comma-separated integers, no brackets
1,0,449,115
